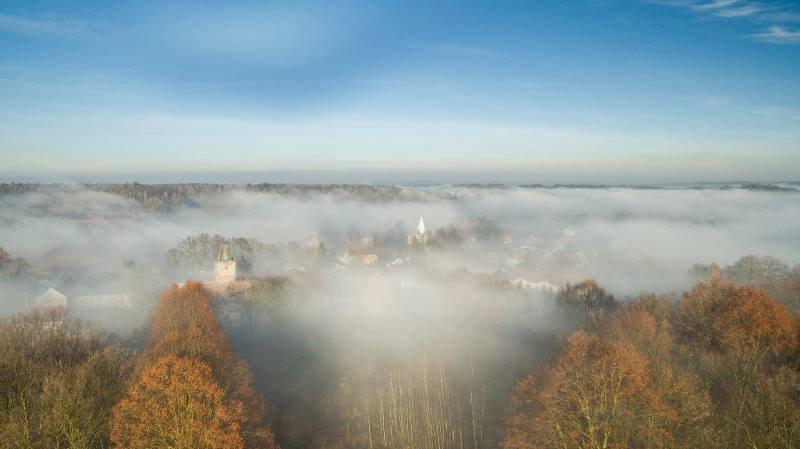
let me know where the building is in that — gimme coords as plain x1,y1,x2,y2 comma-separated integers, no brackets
214,243,237,284
306,232,323,250
34,288,67,309
177,243,250,297
338,244,379,266
71,294,132,310
407,216,431,246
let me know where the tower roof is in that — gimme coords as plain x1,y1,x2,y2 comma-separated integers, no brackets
417,216,426,234
217,243,233,262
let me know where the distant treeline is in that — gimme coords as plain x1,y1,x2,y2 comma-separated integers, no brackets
517,183,800,191
3,182,796,206
0,182,453,210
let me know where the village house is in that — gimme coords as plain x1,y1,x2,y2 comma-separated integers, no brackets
338,234,379,267
71,294,132,310
34,288,67,309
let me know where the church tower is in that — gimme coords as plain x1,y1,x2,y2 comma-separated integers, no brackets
214,243,236,284
407,216,430,246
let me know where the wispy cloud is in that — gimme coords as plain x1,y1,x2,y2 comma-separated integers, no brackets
647,0,800,44
758,11,800,22
648,0,763,17
693,0,763,17
0,12,96,37
751,104,800,119
751,24,800,43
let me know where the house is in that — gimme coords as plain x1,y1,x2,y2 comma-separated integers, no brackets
34,288,67,309
338,247,379,266
512,279,560,293
339,234,379,267
71,294,132,310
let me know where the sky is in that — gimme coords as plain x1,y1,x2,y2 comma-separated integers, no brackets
0,0,798,183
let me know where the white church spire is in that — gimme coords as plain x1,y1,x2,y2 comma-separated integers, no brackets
417,217,426,235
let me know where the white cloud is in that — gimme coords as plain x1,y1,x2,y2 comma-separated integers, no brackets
751,25,800,43
646,1,800,43
713,4,763,18
650,0,762,16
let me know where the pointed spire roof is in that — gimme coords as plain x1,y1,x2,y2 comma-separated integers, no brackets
217,243,233,262
417,216,426,235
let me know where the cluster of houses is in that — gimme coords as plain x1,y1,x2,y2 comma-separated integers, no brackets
336,217,431,269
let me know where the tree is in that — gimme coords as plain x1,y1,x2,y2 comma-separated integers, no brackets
676,279,798,359
723,255,790,287
0,309,133,449
688,262,722,283
713,286,798,358
0,247,30,280
604,296,717,448
675,280,800,448
144,281,230,364
605,296,672,365
0,247,10,267
138,282,280,449
557,279,617,330
432,225,467,249
557,279,617,314
504,331,668,449
112,354,245,449
777,264,800,315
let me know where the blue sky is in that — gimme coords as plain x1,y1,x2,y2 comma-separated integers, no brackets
0,0,798,183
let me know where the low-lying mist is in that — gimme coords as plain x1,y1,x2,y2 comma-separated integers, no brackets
1,185,798,301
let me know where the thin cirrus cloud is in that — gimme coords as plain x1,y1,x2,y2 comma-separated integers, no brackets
648,0,800,43
751,25,800,43
693,0,763,17
0,12,96,37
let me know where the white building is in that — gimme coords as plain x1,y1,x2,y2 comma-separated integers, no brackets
71,294,132,310
35,288,67,309
214,243,237,284
407,216,431,245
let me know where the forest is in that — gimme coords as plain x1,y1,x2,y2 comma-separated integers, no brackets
0,184,799,449
1,258,799,448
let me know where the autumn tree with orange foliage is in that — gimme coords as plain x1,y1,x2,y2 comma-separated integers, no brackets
112,354,245,449
504,331,673,449
504,278,800,449
675,279,800,448
677,278,799,359
604,295,716,448
114,281,279,449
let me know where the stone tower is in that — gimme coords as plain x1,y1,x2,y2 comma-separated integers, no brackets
214,243,236,284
